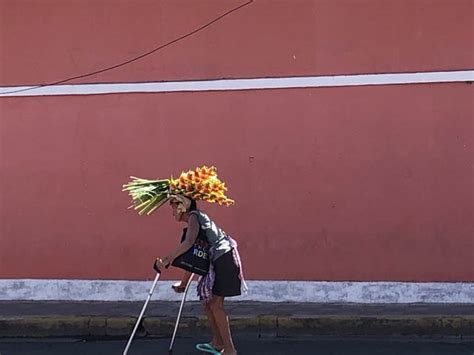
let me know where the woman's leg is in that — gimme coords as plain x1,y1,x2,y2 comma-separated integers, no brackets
172,271,192,293
209,295,236,354
203,301,224,350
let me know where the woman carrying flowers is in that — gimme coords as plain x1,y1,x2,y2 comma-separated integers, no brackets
123,166,247,355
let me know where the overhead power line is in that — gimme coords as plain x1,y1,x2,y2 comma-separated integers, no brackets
0,0,253,96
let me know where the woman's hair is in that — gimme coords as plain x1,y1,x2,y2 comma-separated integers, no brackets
189,198,197,211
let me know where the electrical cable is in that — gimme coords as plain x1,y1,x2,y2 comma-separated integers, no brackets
0,0,253,96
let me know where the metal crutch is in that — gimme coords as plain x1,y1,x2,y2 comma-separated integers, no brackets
169,273,195,354
123,261,163,355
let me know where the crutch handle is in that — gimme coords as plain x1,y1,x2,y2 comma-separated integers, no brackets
153,259,170,273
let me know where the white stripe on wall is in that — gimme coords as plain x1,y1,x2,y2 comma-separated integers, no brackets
1,279,473,303
0,70,472,97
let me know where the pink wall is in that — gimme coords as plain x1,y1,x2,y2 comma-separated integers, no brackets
0,1,473,281
0,0,472,85
1,85,472,281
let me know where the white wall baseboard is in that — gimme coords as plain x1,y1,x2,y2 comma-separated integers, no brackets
1,279,473,303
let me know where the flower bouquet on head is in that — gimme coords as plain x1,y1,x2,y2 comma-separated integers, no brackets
122,165,235,215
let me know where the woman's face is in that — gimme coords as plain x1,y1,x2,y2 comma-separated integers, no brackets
170,200,185,221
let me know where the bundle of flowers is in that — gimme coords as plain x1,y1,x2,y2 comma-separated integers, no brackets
122,165,234,215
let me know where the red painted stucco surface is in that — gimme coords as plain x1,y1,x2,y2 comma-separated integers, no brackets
0,1,473,281
0,0,473,86
0,84,472,281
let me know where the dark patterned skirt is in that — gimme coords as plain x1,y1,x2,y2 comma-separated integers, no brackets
212,250,242,297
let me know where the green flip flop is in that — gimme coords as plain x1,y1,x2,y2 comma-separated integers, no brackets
195,343,222,354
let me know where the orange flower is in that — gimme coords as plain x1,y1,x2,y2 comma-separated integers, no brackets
166,165,234,207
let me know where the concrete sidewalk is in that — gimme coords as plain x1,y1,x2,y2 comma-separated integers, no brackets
1,301,473,338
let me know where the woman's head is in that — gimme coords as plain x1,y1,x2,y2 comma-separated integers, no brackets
169,195,197,222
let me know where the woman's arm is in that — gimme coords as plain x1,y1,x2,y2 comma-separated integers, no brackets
159,214,200,267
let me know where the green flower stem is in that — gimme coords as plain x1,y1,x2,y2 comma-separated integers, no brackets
145,196,170,215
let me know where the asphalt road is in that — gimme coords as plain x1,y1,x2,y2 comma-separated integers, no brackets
1,336,473,355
